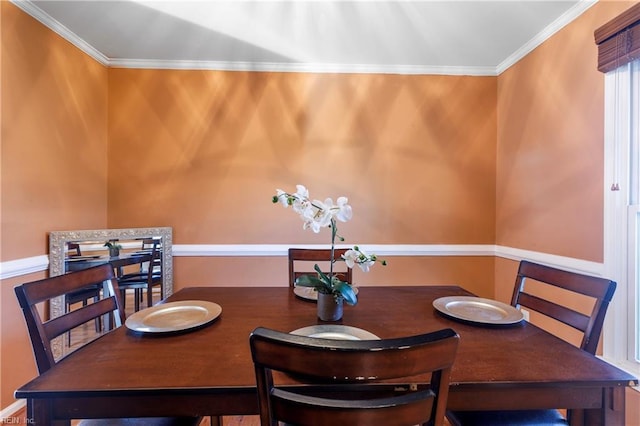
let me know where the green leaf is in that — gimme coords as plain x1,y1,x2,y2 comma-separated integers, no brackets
313,264,332,286
334,281,358,306
295,274,322,287
295,273,332,293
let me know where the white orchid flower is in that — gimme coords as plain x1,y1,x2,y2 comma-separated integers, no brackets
273,185,387,305
275,189,289,207
295,184,308,196
342,249,359,268
342,247,376,272
294,185,309,201
316,196,352,223
292,198,309,215
288,185,308,213
301,199,331,233
334,196,353,222
318,198,336,225
357,258,375,272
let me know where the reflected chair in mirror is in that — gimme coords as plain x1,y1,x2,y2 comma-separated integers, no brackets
64,241,101,345
250,326,459,426
445,260,617,426
119,238,163,307
288,248,352,288
117,240,163,312
139,237,163,277
14,264,201,426
67,242,82,257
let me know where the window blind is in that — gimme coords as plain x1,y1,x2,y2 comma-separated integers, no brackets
595,3,640,73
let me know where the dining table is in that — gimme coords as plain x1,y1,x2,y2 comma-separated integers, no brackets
65,251,153,273
14,286,638,425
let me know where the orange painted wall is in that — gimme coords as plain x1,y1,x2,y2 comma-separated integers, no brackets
107,70,497,246
496,1,631,262
0,2,108,260
107,69,497,296
174,256,495,298
0,2,108,407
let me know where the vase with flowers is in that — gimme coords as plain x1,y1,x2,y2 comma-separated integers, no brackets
273,185,386,321
104,240,123,258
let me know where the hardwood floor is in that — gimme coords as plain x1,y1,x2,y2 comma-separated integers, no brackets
203,416,260,426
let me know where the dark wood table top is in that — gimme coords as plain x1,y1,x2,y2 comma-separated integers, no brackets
65,252,152,272
15,286,638,424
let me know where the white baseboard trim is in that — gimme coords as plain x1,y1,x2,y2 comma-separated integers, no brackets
0,399,25,420
0,244,605,280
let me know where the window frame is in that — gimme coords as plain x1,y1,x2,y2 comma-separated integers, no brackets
602,62,640,374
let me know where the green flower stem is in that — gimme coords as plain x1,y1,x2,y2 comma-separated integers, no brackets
330,218,337,279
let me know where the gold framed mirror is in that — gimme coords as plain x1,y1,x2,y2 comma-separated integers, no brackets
48,227,173,358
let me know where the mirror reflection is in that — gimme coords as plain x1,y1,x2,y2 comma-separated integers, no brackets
49,227,173,358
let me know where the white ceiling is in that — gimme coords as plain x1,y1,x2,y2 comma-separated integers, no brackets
14,0,595,75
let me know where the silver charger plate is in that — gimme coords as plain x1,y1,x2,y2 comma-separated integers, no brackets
433,296,524,325
291,325,380,340
293,286,359,301
125,300,222,333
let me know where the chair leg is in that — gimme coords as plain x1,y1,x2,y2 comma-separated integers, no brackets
147,285,153,308
134,289,141,312
66,303,71,346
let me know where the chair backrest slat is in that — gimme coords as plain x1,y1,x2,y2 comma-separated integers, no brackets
516,292,591,332
43,297,121,341
271,387,436,425
250,327,459,426
511,260,616,354
288,248,352,288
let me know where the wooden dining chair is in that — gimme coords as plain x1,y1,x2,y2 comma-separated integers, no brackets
67,242,82,257
445,260,617,426
14,264,201,426
288,248,352,287
250,326,459,426
64,284,102,346
117,241,164,312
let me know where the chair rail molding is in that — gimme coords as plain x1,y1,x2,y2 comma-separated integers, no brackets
0,244,604,280
0,255,49,280
172,244,496,257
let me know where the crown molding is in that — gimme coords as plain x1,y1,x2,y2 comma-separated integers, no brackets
108,59,497,76
496,0,597,75
10,0,110,66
